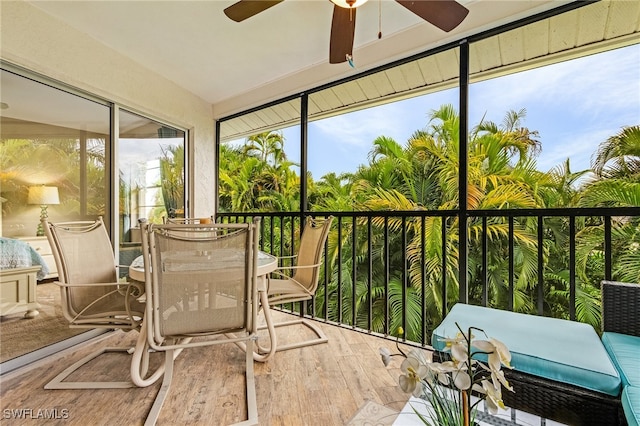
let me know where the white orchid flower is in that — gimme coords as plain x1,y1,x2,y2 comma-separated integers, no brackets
489,338,512,369
452,369,472,390
399,353,429,397
428,360,459,386
450,340,469,363
481,379,506,414
440,330,474,363
379,347,392,367
490,368,514,392
472,337,512,374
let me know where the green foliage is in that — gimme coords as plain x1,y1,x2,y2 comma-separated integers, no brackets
1,137,107,218
219,117,640,341
159,144,185,216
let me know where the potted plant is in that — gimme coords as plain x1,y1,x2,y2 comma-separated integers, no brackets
380,325,514,426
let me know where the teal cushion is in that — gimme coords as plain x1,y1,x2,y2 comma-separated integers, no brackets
622,386,640,426
431,303,621,396
602,332,640,387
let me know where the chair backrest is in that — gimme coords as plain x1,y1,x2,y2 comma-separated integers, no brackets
601,280,640,337
291,216,333,294
163,216,213,224
141,221,259,346
162,217,216,239
44,217,144,327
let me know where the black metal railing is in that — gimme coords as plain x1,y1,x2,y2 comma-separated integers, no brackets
217,207,640,347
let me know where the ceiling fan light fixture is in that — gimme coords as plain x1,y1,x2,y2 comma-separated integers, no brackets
330,0,368,9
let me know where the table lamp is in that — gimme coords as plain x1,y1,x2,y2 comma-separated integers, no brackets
28,185,60,236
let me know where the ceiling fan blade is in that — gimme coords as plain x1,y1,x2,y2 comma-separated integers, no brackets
395,0,469,32
329,5,356,64
224,0,284,22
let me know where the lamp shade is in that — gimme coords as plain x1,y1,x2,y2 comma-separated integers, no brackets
330,0,368,8
28,186,60,205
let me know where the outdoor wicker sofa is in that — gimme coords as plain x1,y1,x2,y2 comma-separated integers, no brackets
601,280,640,426
431,302,627,425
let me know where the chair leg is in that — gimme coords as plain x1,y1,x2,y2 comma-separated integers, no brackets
257,316,328,352
144,349,175,426
44,347,137,389
45,326,172,390
130,324,176,388
253,291,278,362
143,340,259,426
236,294,329,362
235,290,329,363
233,291,278,362
233,337,259,426
258,291,327,353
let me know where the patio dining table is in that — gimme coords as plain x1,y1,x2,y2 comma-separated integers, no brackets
128,250,278,285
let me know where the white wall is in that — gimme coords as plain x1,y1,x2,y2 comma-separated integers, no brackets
0,0,216,218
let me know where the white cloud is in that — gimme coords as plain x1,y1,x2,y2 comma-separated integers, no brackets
536,127,615,173
470,45,640,122
310,102,410,148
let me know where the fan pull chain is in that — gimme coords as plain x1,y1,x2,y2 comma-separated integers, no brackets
378,0,382,39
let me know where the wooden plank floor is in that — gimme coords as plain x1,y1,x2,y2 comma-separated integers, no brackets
0,311,412,425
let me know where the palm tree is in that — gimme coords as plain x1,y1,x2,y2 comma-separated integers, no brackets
591,125,640,180
575,125,640,286
242,131,287,167
541,159,590,208
315,105,550,341
309,172,356,211
159,145,184,217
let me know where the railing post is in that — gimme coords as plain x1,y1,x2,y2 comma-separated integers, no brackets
457,40,469,307
570,216,576,321
482,217,488,307
384,216,390,335
352,216,357,328
367,217,373,332
604,215,612,280
508,217,514,311
537,215,544,315
441,216,448,322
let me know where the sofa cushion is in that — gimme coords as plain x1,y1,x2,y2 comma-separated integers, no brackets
622,386,640,426
602,331,640,387
431,303,621,397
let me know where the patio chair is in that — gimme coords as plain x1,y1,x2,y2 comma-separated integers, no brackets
43,217,163,389
140,221,260,426
251,215,333,362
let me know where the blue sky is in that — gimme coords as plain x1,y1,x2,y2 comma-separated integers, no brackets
275,43,639,181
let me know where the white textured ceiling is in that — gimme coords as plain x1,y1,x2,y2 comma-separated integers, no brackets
26,0,578,117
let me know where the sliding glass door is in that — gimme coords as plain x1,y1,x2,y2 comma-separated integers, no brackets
0,67,187,371
117,109,186,267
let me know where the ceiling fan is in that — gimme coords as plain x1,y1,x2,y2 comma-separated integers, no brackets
223,0,469,64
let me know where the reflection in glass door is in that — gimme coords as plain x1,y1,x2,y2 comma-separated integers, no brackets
117,110,186,267
0,68,110,369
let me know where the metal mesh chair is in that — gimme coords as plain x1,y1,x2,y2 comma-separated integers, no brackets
140,221,260,426
43,217,160,389
252,216,333,362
